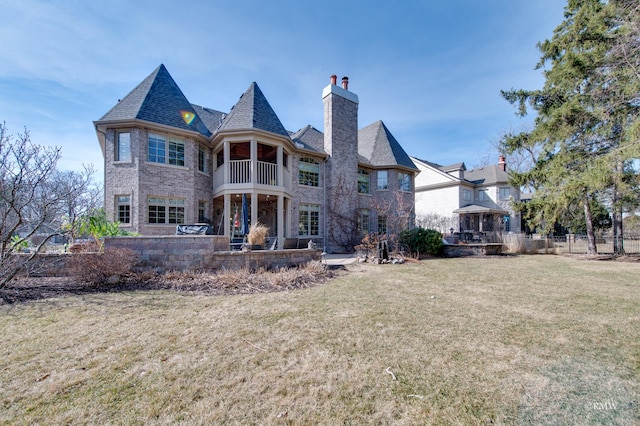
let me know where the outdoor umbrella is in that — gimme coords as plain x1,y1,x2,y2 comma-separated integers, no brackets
240,193,249,237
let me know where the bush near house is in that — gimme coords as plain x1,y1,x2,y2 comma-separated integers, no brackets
398,227,443,257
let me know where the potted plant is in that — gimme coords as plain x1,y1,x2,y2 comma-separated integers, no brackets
246,223,269,250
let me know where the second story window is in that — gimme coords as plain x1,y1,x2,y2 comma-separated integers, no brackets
499,187,511,200
398,172,411,192
463,189,472,201
148,133,184,166
358,168,370,194
116,132,131,162
478,189,489,201
377,170,388,190
198,146,207,173
168,140,185,166
299,157,320,187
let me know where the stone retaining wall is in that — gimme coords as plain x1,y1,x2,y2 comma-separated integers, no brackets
103,235,321,272
442,243,503,257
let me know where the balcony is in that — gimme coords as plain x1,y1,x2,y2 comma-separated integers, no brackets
228,160,278,185
213,141,292,192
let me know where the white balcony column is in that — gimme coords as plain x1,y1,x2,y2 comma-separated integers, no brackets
277,195,284,249
250,138,257,184
223,140,230,185
223,193,231,238
251,192,259,231
277,146,283,187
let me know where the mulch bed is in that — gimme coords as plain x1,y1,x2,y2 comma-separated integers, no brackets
0,266,341,305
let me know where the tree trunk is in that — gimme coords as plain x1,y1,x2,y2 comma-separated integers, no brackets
583,194,598,255
612,159,625,254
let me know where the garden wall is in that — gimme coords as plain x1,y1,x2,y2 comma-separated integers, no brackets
442,243,503,257
103,235,321,272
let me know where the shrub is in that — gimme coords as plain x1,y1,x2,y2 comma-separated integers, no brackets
69,248,139,285
398,227,443,257
247,223,269,246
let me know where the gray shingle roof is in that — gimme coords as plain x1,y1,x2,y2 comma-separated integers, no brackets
98,64,211,137
358,121,418,170
192,104,226,134
290,125,325,153
217,82,289,138
412,157,466,173
464,166,509,185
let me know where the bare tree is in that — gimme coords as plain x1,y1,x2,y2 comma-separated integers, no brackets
415,213,458,234
369,190,415,253
326,173,359,252
0,124,96,287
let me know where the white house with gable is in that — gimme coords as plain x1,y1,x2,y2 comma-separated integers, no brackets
412,155,521,239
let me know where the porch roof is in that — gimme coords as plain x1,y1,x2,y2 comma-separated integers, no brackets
453,204,509,215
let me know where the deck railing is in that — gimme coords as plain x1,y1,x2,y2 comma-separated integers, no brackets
229,160,251,184
228,160,278,186
257,161,277,185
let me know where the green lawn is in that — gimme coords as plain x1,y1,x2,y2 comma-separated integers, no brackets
1,255,638,424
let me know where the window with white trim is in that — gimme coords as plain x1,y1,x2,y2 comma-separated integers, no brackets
299,157,320,187
377,170,388,190
298,204,319,236
398,172,411,191
116,195,130,224
198,146,207,173
377,215,387,234
116,132,131,162
478,189,489,201
463,189,472,201
148,197,185,224
358,168,370,194
499,187,511,200
148,133,184,166
358,209,370,235
198,200,207,222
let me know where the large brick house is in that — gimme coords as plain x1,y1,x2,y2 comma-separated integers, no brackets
94,65,418,253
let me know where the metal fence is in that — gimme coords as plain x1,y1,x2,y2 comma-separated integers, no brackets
503,234,640,255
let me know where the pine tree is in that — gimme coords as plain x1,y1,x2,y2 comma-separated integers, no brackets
501,0,640,254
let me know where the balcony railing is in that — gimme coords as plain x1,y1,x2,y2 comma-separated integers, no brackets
257,161,277,185
229,159,251,184
228,159,278,186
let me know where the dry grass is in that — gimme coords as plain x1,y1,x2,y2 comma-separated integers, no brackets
1,255,638,424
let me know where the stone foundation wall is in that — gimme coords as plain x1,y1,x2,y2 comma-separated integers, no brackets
103,235,321,273
442,243,503,257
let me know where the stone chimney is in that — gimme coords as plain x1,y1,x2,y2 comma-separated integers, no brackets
322,74,359,252
498,155,506,172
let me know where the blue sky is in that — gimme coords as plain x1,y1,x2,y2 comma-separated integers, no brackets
0,0,565,181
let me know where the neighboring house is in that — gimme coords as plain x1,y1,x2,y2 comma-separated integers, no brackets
412,155,521,236
94,65,418,253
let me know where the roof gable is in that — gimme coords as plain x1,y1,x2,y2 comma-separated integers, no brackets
290,125,325,153
218,82,289,138
358,120,417,170
98,64,211,136
465,165,509,186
